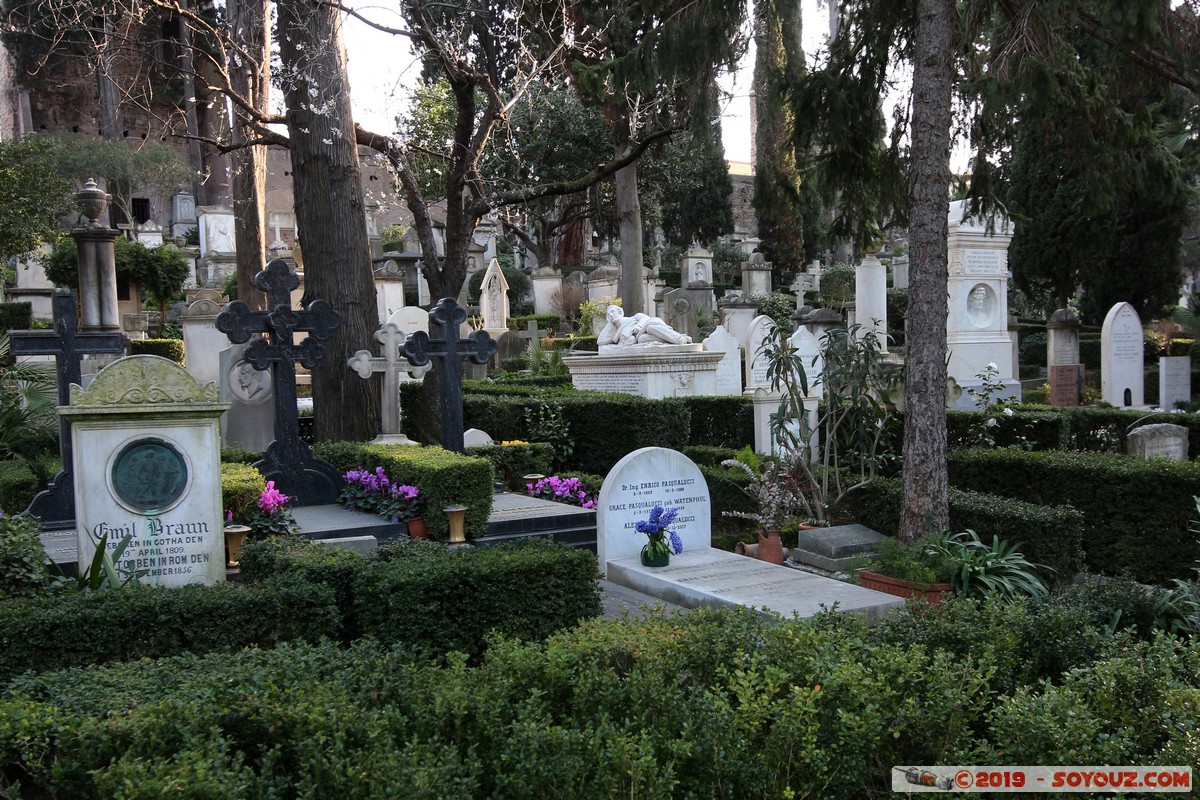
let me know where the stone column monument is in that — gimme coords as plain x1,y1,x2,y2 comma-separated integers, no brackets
73,178,121,332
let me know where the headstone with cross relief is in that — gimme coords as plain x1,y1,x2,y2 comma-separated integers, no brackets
216,259,342,504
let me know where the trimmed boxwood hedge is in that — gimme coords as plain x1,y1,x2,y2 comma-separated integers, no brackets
850,476,1085,581
946,448,1200,582
0,577,340,685
220,461,265,519
314,441,494,540
1,608,1194,799
239,536,601,657
129,338,184,363
467,442,555,489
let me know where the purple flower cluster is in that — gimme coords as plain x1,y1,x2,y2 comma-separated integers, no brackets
526,475,596,509
340,466,424,522
259,481,291,516
636,505,683,555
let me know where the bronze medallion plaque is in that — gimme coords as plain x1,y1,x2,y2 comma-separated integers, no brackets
111,439,188,512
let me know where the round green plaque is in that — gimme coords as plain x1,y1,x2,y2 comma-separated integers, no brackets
111,439,189,512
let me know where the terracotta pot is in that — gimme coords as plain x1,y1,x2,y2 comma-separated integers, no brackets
858,570,954,605
734,541,759,558
756,529,785,565
406,515,429,540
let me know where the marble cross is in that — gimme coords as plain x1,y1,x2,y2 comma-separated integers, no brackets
216,259,342,504
347,309,429,443
401,298,497,453
10,291,125,527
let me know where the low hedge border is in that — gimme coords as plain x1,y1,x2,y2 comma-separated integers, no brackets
467,442,555,489
239,537,601,658
315,441,494,540
948,406,1200,458
946,447,1200,582
0,460,41,515
0,577,340,686
220,462,265,519
851,476,1086,582
128,338,184,363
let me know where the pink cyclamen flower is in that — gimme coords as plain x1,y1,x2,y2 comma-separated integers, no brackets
259,480,291,515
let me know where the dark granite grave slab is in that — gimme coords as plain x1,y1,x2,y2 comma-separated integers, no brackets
792,524,886,571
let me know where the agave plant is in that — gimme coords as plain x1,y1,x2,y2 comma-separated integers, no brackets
928,529,1051,601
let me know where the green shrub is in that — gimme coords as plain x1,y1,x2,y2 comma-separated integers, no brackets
508,313,561,332
220,446,260,464
240,537,601,660
0,303,32,332
544,334,597,352
0,577,339,685
682,396,753,448
1,608,1196,799
129,338,185,363
0,513,49,599
467,442,554,489
0,460,41,514
851,477,1085,581
946,448,1200,582
1019,330,1047,366
220,462,264,520
682,445,740,467
314,442,493,540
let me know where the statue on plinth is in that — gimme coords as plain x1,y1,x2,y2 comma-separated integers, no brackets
597,304,692,348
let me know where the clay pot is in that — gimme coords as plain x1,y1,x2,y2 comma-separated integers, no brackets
406,515,429,540
756,529,785,565
734,541,759,558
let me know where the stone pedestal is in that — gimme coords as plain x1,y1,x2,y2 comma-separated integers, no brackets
179,296,228,389
1047,308,1081,367
563,346,723,399
531,266,562,316
740,252,772,297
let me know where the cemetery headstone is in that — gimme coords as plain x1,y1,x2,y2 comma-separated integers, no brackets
684,246,713,287
216,259,342,504
172,193,197,239
701,325,742,396
531,266,562,316
401,298,497,453
740,252,773,296
1101,301,1144,407
11,292,125,528
1046,307,1081,367
463,428,494,447
346,308,430,445
179,295,228,388
743,314,775,391
1049,364,1084,407
480,258,510,334
945,199,1019,408
1159,356,1192,411
596,447,711,574
1127,423,1189,461
495,320,544,367
61,355,227,586
219,343,276,452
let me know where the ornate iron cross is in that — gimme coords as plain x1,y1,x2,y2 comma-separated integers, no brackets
216,259,342,505
402,298,497,453
10,292,125,528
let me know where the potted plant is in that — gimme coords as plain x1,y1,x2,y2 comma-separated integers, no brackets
339,467,427,538
859,530,1050,604
234,481,300,539
720,456,807,564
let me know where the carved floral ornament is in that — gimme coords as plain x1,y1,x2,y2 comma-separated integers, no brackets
68,355,220,407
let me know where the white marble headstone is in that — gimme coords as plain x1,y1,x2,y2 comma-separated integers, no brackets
702,325,742,396
1101,302,1145,407
596,447,711,574
480,258,510,332
743,315,776,391
1159,356,1191,411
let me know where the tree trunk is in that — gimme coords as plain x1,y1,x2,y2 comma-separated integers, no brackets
96,17,120,141
177,4,207,206
615,145,643,313
899,0,955,542
227,0,269,311
276,0,380,442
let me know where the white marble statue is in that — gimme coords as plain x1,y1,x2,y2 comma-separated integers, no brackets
597,304,692,347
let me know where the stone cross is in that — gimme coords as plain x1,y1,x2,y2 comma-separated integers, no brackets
401,298,497,453
10,291,125,528
347,310,429,444
216,259,343,504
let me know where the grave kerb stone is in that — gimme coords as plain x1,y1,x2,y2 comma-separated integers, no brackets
1127,422,1189,461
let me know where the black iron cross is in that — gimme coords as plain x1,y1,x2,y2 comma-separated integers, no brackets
216,259,343,505
10,292,125,528
402,298,497,453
